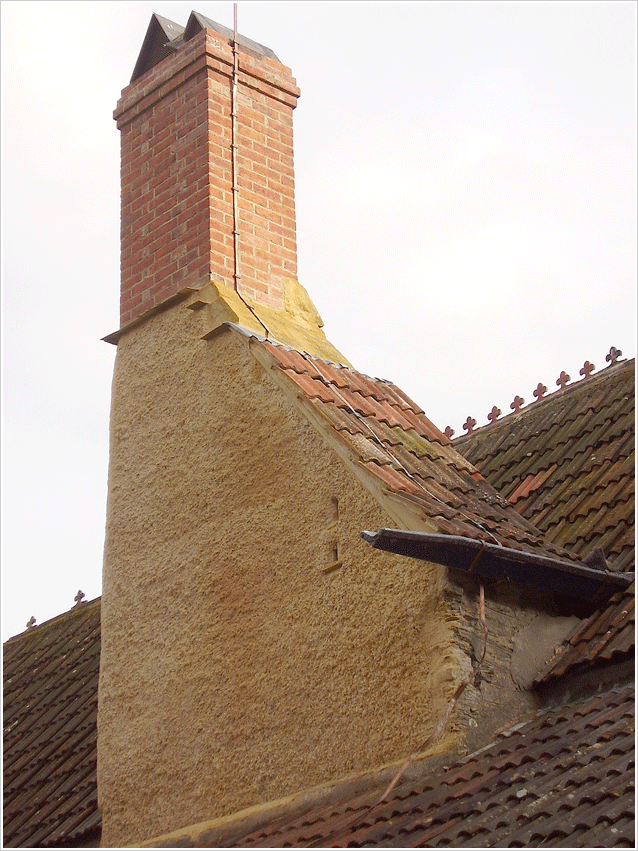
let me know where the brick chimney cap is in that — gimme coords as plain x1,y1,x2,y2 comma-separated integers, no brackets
131,10,280,84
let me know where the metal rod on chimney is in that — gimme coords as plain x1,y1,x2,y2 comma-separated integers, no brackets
231,3,241,293
226,6,270,338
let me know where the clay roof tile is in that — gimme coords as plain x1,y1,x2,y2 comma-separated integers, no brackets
229,686,634,849
3,600,102,848
258,338,573,561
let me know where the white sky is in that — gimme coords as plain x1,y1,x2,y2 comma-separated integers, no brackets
2,1,636,640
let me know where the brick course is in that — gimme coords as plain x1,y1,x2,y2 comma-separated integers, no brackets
114,29,300,326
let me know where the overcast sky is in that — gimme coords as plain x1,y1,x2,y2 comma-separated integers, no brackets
2,1,636,640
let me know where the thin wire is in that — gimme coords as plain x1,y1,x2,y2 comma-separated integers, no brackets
226,3,271,339
308,580,489,848
374,575,487,803
231,3,241,294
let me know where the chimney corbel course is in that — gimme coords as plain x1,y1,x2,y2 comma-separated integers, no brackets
114,32,299,129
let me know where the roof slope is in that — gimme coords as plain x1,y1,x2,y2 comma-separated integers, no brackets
251,334,579,564
3,599,101,848
454,357,635,680
230,684,635,848
536,586,635,683
454,357,635,571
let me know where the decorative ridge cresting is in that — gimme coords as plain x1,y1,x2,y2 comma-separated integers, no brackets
445,347,627,438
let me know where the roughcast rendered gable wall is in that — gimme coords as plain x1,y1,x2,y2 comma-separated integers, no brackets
98,296,459,847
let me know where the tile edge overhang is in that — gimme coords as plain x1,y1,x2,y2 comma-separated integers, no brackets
361,528,634,605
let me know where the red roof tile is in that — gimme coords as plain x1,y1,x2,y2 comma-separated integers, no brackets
536,587,635,682
3,599,101,848
259,338,576,564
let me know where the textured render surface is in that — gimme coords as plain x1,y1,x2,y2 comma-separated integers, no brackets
3,599,102,848
98,299,460,847
115,27,300,326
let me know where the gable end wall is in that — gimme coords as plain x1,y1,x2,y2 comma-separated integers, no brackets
98,302,460,846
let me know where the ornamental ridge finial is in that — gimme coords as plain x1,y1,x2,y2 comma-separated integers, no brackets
556,371,571,390
533,382,547,402
606,346,623,366
450,349,626,438
463,416,477,434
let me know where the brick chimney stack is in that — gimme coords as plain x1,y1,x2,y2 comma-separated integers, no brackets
99,14,354,846
114,12,300,328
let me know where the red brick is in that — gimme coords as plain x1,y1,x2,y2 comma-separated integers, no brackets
117,28,299,325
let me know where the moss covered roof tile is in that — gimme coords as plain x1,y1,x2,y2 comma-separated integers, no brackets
3,599,101,848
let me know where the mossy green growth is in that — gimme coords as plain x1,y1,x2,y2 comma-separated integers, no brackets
203,279,352,367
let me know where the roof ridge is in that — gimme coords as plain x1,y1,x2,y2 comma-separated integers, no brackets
450,351,634,441
223,321,393,380
263,331,398,386
3,596,101,645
